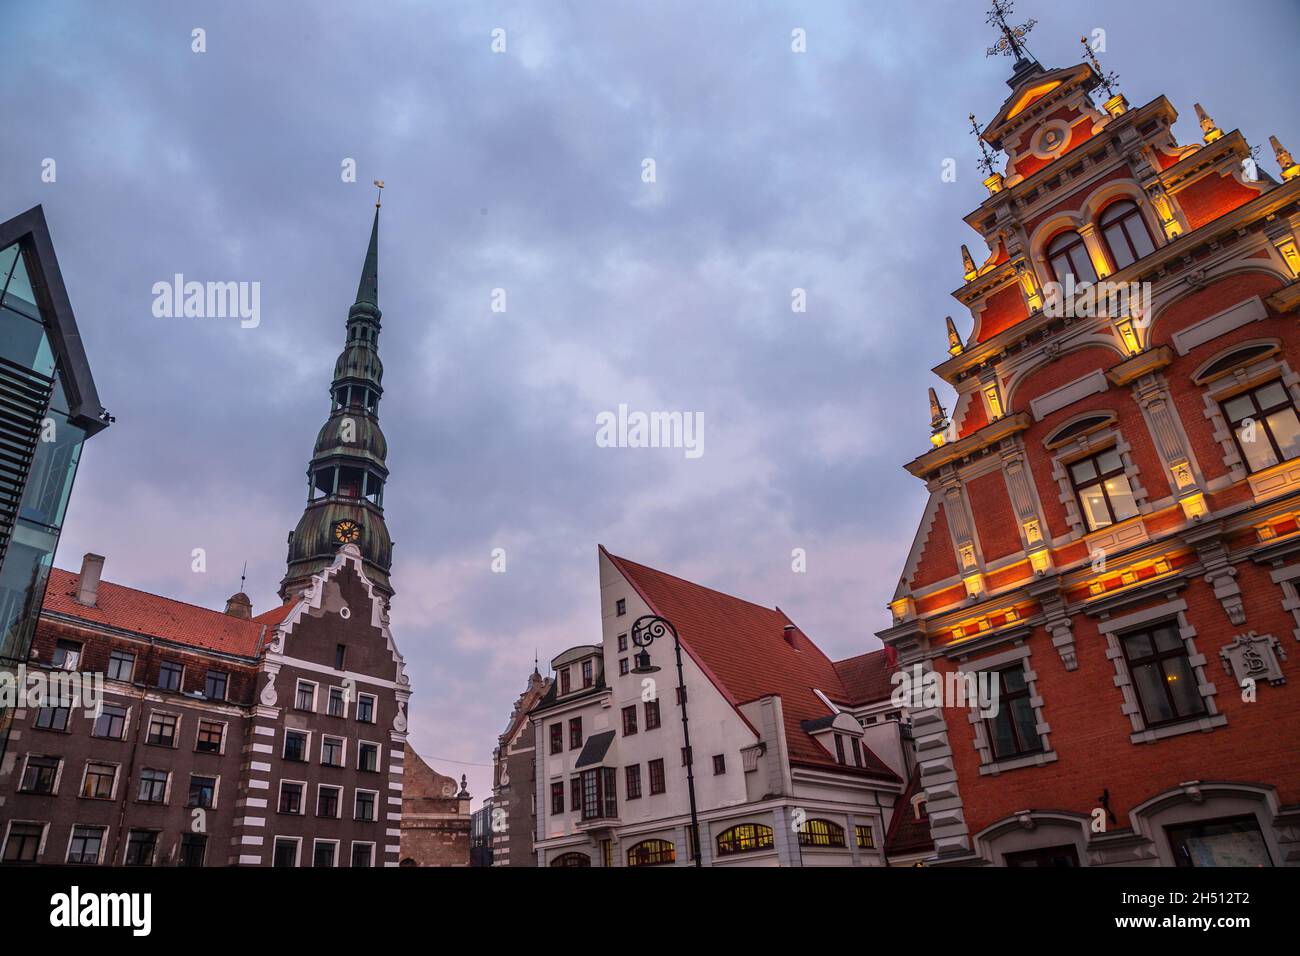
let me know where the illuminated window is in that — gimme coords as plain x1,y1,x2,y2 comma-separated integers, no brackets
1220,380,1300,474
1068,447,1138,531
1120,623,1207,727
797,819,846,848
549,852,590,867
855,825,875,849
1098,200,1155,270
1046,230,1098,286
626,838,675,867
983,665,1043,760
716,823,774,856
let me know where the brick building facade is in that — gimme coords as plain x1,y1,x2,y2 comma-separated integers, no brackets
0,204,464,867
490,668,550,866
878,31,1300,866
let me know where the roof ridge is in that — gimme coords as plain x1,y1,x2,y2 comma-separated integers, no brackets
605,550,788,618
50,567,263,627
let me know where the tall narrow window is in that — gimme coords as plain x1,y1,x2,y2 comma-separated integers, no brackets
648,758,666,795
621,705,637,736
984,665,1044,760
551,781,564,815
549,724,563,755
157,660,183,691
1221,380,1300,473
581,660,594,688
1098,200,1155,271
1069,446,1139,531
1046,230,1098,286
204,670,228,701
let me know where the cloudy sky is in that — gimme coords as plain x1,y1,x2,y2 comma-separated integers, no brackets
7,0,1297,800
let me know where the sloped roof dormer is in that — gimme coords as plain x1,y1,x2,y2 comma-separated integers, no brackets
982,63,1105,186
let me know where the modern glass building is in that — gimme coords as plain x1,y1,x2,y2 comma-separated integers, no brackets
0,206,109,757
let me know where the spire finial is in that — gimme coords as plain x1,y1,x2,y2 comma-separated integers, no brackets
1079,36,1119,100
969,113,997,177
985,1,1037,69
239,561,247,592
373,179,385,208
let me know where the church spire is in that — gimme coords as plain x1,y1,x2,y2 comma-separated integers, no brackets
280,203,395,602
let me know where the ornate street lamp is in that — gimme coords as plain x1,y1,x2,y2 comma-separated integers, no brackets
630,614,702,867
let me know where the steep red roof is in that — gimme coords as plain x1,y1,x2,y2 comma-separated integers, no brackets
42,567,267,658
885,767,934,858
604,549,898,781
832,648,896,706
252,600,298,630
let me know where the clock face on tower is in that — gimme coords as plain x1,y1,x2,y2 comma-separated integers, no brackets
333,519,362,545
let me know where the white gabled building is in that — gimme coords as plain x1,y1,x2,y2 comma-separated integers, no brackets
529,547,927,867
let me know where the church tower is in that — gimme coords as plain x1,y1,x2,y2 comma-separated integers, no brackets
281,201,394,601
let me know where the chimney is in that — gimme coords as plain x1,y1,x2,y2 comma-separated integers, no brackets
783,624,799,649
224,592,253,619
76,553,105,607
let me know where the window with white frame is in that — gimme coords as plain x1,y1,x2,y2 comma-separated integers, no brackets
350,842,375,867
278,780,306,815
356,693,376,724
313,840,339,868
295,679,317,712
272,837,301,868
966,645,1058,775
321,735,346,768
354,789,377,822
18,755,61,795
66,825,106,865
2,822,45,863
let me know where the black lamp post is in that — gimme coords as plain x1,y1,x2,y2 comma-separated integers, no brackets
630,614,702,867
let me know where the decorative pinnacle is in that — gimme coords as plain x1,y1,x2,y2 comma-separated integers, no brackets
928,387,950,432
961,244,978,279
1194,103,1222,143
969,113,997,177
373,179,385,208
1079,36,1118,99
985,0,1036,61
946,316,964,356
1271,135,1298,180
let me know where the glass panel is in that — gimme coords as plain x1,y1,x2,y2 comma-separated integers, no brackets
1236,423,1279,471
19,404,86,530
1104,475,1139,521
1079,484,1112,530
1001,667,1027,694
2,246,36,307
1265,408,1300,461
1070,246,1099,284
1070,459,1097,483
1010,697,1041,752
1103,223,1134,269
1127,219,1155,259
1254,381,1288,410
1122,631,1153,659
1222,394,1255,423
988,710,1018,759
0,243,18,287
1131,662,1175,723
1168,817,1272,867
1096,448,1123,474
1163,654,1204,718
1151,625,1182,653
0,304,56,375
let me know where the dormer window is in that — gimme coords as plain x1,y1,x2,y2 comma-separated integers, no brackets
1098,200,1155,271
581,660,594,688
1046,230,1098,286
559,668,571,695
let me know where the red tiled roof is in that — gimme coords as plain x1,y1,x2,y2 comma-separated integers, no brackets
603,549,899,782
252,600,298,630
42,567,267,658
832,648,896,706
885,767,933,857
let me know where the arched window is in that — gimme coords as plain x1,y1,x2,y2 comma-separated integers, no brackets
715,823,774,856
549,852,590,867
1192,343,1279,384
797,819,847,848
626,839,676,867
1098,200,1155,270
1046,230,1098,286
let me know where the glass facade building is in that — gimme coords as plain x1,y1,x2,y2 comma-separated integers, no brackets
0,207,109,758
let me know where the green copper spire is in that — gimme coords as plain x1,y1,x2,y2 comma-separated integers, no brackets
354,206,379,310
281,204,394,602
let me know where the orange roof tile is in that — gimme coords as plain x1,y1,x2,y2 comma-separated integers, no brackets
42,567,267,658
832,648,896,706
604,549,898,781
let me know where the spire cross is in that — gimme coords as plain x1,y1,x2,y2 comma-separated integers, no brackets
373,179,385,208
985,0,1036,61
969,113,997,177
1080,36,1118,99
239,561,247,591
